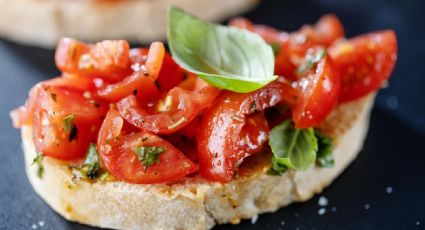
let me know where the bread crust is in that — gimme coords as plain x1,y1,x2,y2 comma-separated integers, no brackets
0,0,259,48
22,94,375,230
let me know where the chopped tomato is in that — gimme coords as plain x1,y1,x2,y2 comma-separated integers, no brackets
230,15,344,79
97,43,165,102
291,47,340,128
329,30,397,102
156,52,187,92
55,38,131,82
97,109,197,184
197,80,284,182
33,86,108,160
116,77,220,134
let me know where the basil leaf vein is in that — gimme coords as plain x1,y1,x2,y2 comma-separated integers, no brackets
167,6,277,93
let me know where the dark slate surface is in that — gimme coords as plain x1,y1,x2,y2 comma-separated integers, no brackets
0,0,424,229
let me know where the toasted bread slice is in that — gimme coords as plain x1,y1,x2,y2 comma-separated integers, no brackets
22,94,375,230
0,0,259,48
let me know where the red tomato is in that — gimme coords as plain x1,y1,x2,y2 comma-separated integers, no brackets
55,38,131,82
230,15,344,79
116,77,220,134
156,52,187,92
291,47,340,128
197,80,284,182
97,109,197,184
329,30,397,102
96,43,165,102
32,86,108,160
10,76,97,128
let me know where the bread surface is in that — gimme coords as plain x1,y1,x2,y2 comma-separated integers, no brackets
0,0,259,48
22,94,375,230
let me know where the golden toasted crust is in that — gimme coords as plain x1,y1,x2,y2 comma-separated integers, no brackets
23,94,375,230
0,0,260,48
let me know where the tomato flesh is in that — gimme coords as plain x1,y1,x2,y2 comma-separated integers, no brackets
198,80,284,182
330,30,397,102
33,86,108,160
97,109,197,184
291,48,341,128
117,77,220,134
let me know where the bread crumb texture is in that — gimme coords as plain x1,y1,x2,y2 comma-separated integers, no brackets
23,95,374,229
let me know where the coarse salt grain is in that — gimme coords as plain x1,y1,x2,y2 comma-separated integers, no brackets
386,186,393,194
318,196,328,206
318,208,326,215
416,221,421,226
364,204,370,210
31,224,37,229
251,214,258,224
280,220,285,226
38,221,45,227
331,206,337,212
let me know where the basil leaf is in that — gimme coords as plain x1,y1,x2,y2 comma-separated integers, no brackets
315,130,335,167
83,143,100,179
268,119,318,172
134,146,167,172
167,6,277,93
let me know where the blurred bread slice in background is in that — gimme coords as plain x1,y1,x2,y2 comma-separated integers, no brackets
0,0,259,48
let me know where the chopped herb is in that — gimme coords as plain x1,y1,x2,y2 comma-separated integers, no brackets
250,102,257,113
134,146,167,172
133,89,138,96
168,117,186,130
315,130,335,167
154,80,161,90
98,171,114,182
296,48,326,75
32,153,44,178
50,93,57,102
83,144,100,179
231,115,244,122
142,137,149,142
270,42,281,56
62,114,76,133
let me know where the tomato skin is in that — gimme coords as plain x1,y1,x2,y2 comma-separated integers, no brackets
55,38,131,82
117,77,220,134
291,48,340,128
96,43,165,102
230,15,344,79
198,80,284,182
97,109,197,184
33,86,108,160
156,52,186,92
330,30,397,102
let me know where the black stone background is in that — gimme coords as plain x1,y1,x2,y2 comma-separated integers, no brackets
0,0,424,229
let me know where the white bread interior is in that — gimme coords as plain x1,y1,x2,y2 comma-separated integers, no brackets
22,94,375,230
0,0,259,48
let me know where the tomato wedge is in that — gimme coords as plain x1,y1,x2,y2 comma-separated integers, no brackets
198,80,284,182
97,43,165,102
32,86,108,160
230,15,344,79
116,77,220,134
97,109,197,184
291,47,340,128
330,30,397,102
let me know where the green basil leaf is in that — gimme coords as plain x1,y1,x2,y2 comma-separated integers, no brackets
268,119,318,171
167,6,277,93
315,130,335,167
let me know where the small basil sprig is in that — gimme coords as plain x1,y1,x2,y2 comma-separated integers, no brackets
315,130,335,167
268,119,318,174
71,143,101,180
167,6,277,93
32,152,44,178
134,146,167,172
